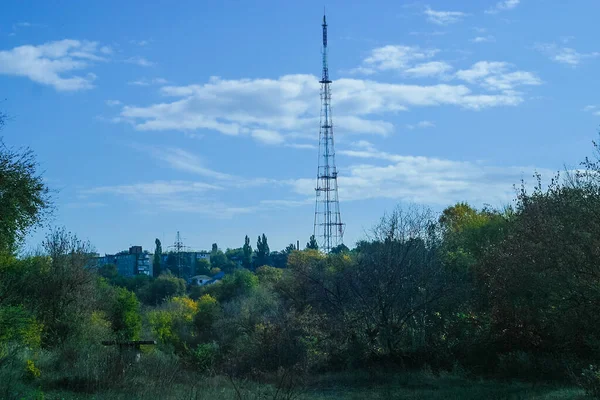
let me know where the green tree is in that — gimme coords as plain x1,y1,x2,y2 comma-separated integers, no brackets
195,258,211,276
98,263,118,280
36,228,97,346
225,247,244,265
255,233,270,268
140,272,186,306
210,244,236,274
110,287,142,340
478,174,600,365
330,244,349,254
0,139,52,253
256,265,283,286
242,235,253,269
153,238,162,277
193,294,220,341
208,269,259,301
306,235,318,250
270,251,288,268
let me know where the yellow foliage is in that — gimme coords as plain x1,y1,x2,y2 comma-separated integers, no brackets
287,250,324,270
90,311,111,330
25,359,41,380
198,294,217,308
171,296,199,321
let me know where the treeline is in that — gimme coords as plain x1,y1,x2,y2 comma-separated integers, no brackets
3,131,600,398
150,232,323,279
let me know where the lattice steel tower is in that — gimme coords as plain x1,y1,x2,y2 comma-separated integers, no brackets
314,13,344,253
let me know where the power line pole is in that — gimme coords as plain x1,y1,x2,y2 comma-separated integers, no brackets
168,231,187,278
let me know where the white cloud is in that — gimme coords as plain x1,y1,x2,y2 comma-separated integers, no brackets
117,73,539,142
252,129,285,145
125,56,154,67
84,180,222,196
285,143,316,150
350,140,376,151
535,43,599,66
455,61,541,91
406,120,435,130
289,145,555,206
424,7,467,25
127,77,168,86
0,39,107,91
471,36,495,43
583,105,600,116
105,99,121,107
486,0,520,14
404,61,453,77
82,180,257,217
129,40,150,46
455,61,507,82
352,45,438,74
145,147,236,181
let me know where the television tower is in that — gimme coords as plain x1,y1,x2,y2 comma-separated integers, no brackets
313,13,344,253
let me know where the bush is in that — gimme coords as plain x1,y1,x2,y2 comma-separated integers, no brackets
576,365,600,398
189,342,219,373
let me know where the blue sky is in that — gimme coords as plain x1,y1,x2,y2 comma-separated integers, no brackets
1,0,599,254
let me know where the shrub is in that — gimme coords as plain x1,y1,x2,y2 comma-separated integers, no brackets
577,365,600,398
190,342,219,373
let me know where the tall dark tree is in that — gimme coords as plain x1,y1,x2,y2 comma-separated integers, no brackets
153,238,162,277
284,243,297,254
0,138,52,253
242,235,253,269
255,233,270,268
306,235,319,250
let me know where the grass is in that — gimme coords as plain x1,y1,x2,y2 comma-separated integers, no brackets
17,371,590,400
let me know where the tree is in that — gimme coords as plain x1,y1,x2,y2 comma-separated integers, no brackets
255,233,270,268
110,287,142,340
35,228,97,346
306,235,318,250
225,247,244,266
242,235,253,269
285,243,297,254
153,238,162,277
0,139,52,253
195,258,211,276
330,244,349,254
98,263,118,280
210,246,236,274
270,251,288,268
478,174,600,363
140,272,186,306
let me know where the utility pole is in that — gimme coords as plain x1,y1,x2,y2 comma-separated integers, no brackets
168,231,187,278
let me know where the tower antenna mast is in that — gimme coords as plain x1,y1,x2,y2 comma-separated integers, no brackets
313,12,344,253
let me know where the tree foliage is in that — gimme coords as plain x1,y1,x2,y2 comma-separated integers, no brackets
305,235,318,250
242,235,252,269
255,233,270,268
153,238,162,277
0,139,52,253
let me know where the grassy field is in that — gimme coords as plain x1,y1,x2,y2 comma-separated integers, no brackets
21,371,589,400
